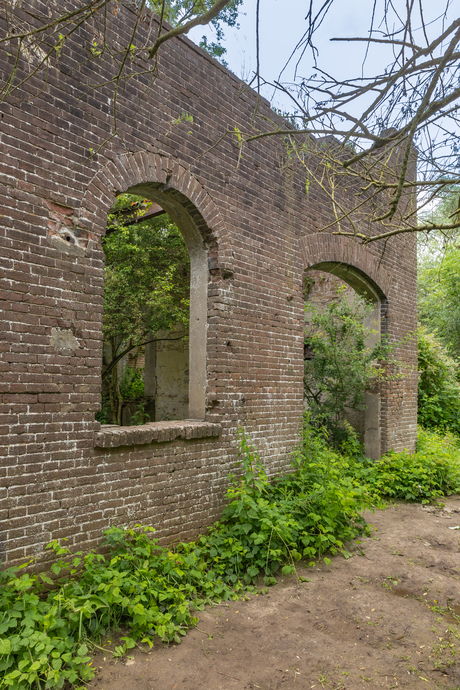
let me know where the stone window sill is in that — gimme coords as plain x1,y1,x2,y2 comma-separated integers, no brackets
94,420,221,448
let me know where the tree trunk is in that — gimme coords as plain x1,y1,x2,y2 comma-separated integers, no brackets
108,336,122,424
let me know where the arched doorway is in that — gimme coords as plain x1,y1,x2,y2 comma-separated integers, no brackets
82,153,228,428
299,235,391,460
304,264,386,459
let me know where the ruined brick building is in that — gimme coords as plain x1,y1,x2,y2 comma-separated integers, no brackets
0,2,417,565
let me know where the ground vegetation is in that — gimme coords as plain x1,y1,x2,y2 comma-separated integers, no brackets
1,420,459,689
86,497,460,690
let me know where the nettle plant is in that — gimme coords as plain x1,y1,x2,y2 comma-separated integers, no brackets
0,428,373,690
1,424,460,688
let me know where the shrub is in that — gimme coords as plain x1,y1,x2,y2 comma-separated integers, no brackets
418,243,460,361
198,425,372,584
348,427,460,503
417,325,460,435
119,366,145,400
304,288,391,446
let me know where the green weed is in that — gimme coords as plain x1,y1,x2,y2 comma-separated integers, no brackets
0,426,371,689
347,426,460,503
1,420,460,689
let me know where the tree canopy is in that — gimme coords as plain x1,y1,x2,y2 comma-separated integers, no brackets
417,326,460,435
103,194,189,349
417,184,460,361
100,194,190,424
418,245,460,361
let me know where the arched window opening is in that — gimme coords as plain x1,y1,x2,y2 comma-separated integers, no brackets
97,194,191,426
303,266,383,459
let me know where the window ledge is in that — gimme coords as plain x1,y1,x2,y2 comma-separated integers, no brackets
94,420,221,448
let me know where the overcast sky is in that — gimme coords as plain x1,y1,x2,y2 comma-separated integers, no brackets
189,0,459,112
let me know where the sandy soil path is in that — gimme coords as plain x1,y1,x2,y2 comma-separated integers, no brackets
87,497,460,690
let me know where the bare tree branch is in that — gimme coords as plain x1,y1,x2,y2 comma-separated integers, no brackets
245,2,460,244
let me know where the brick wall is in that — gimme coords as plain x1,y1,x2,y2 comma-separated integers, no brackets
0,1,417,565
305,271,354,308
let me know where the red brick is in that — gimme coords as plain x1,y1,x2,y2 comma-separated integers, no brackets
0,2,417,567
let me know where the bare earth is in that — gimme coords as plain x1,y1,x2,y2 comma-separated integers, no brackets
87,498,460,690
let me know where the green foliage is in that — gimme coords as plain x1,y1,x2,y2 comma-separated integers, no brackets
147,0,241,29
418,185,460,255
129,401,151,426
112,365,151,425
0,546,95,690
170,111,194,127
198,36,228,64
3,420,457,690
96,394,112,426
147,0,242,64
0,426,373,688
303,274,315,298
119,367,145,401
0,532,231,690
304,288,390,445
101,194,190,424
197,0,241,64
417,326,460,434
418,187,460,360
0,427,458,688
190,424,372,588
3,424,460,688
418,245,460,361
430,185,460,225
103,195,190,348
348,427,460,504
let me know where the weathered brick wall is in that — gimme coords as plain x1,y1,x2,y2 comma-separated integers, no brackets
0,2,417,566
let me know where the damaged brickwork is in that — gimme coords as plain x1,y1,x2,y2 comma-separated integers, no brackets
0,2,417,566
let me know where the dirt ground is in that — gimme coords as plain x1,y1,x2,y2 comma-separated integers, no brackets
87,497,460,690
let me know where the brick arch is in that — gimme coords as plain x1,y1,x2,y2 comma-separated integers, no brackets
77,150,233,273
78,151,232,421
300,232,393,461
298,233,391,302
